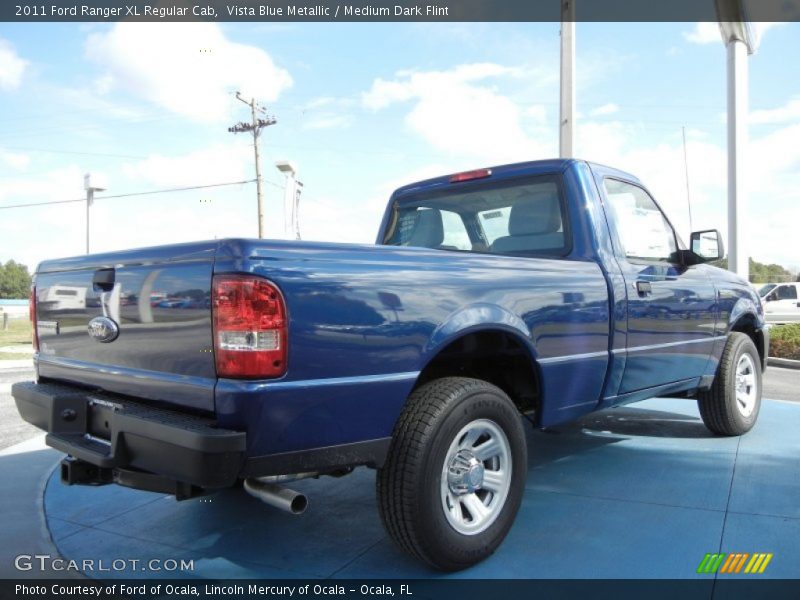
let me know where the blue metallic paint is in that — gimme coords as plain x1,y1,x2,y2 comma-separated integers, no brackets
589,164,720,396
35,242,217,412
32,160,766,464
213,238,610,454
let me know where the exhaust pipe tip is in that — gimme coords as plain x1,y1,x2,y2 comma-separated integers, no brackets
288,493,308,515
244,478,308,515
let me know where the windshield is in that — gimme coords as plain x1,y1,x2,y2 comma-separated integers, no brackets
758,284,776,297
382,175,568,257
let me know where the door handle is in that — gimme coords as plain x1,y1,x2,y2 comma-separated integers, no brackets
636,281,652,296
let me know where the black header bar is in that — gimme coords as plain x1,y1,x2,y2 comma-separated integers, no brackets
4,579,800,600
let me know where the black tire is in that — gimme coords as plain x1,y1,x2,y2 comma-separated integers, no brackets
698,332,762,436
377,377,527,571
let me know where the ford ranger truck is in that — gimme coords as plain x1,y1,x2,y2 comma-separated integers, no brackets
13,159,768,571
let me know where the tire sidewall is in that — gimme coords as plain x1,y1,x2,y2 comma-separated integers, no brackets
416,384,526,568
726,337,762,431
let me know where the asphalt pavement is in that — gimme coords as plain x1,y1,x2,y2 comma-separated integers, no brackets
0,366,41,451
763,365,799,402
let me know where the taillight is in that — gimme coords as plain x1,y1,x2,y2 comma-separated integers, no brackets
212,274,287,379
30,285,38,351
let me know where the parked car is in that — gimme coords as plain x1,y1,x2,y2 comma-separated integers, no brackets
758,282,800,324
13,159,768,571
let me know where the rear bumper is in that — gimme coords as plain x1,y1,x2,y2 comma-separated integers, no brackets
12,381,246,490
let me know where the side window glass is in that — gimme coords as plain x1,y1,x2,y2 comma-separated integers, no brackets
440,210,472,250
777,285,798,300
603,179,677,262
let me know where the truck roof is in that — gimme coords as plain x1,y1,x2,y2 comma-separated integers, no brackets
391,158,641,198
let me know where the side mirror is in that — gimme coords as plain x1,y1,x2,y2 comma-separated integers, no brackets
690,229,724,262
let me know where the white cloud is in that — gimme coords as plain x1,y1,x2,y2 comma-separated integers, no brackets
298,195,380,244
683,23,721,45
752,22,786,45
85,23,292,122
300,163,457,246
576,116,800,269
1,149,30,170
525,104,548,123
302,115,353,130
0,165,107,266
684,22,784,47
362,63,552,163
0,37,28,91
299,96,356,130
363,63,521,110
589,103,619,117
750,97,800,125
121,143,250,188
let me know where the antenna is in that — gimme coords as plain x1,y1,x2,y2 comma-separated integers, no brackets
682,126,693,233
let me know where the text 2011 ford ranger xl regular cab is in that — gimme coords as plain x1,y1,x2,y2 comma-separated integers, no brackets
14,159,768,570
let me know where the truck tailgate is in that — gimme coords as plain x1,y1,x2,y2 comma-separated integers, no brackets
34,241,218,413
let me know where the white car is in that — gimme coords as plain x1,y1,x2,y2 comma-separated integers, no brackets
758,282,800,324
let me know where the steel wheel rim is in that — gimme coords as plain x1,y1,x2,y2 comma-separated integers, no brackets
440,418,512,536
735,353,757,418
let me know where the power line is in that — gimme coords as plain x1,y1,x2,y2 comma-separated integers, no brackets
0,179,256,210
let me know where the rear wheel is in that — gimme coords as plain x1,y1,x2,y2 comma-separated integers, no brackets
377,377,527,571
698,332,762,436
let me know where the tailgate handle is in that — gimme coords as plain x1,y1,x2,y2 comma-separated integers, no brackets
92,268,115,292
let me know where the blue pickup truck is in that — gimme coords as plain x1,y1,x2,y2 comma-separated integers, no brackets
14,159,767,570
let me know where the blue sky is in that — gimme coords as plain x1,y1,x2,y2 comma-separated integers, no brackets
0,21,798,272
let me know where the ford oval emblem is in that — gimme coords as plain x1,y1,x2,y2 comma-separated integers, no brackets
87,316,120,343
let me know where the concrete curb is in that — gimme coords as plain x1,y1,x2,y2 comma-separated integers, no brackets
768,357,800,370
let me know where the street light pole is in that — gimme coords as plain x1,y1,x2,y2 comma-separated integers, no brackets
716,1,758,282
276,161,302,240
559,0,576,158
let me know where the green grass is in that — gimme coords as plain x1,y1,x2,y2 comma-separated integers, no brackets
0,317,32,346
0,352,32,360
0,318,33,360
770,323,800,360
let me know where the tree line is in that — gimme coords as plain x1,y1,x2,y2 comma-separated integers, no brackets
711,258,799,283
0,260,32,299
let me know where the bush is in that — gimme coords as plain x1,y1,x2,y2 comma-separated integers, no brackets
770,323,800,360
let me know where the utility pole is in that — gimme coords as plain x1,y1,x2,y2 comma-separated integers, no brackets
84,173,105,254
228,92,277,238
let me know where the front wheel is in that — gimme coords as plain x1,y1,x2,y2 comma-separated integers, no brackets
377,377,527,571
698,332,762,436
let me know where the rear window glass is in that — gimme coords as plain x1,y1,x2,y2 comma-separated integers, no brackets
383,175,568,256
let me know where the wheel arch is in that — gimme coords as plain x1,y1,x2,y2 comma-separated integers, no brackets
727,294,766,371
415,314,542,420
